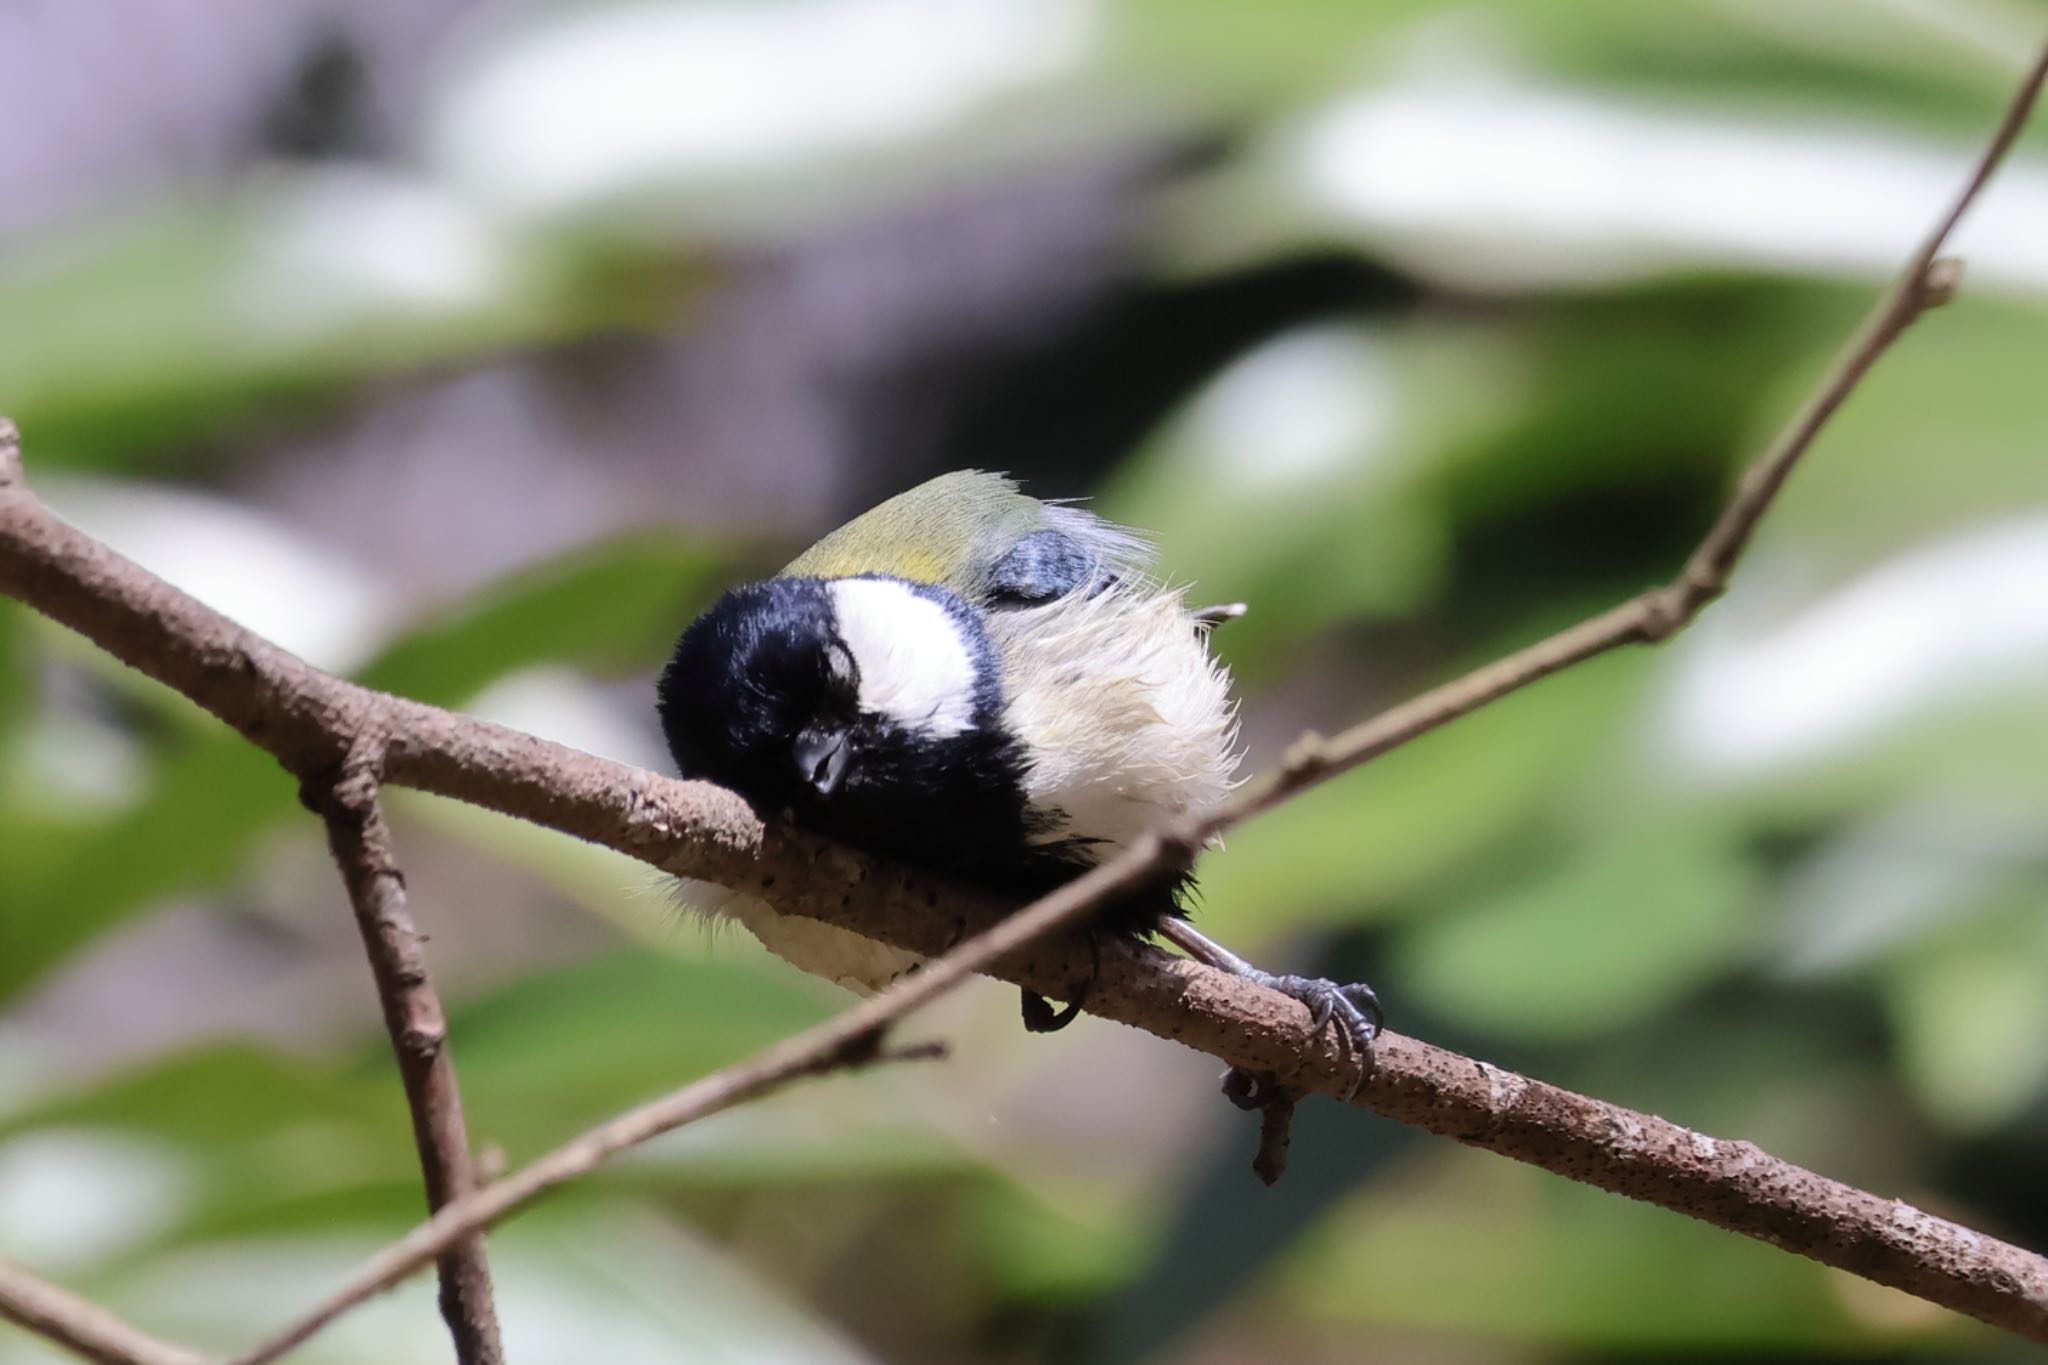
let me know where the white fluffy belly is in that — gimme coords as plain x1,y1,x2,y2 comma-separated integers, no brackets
687,881,924,994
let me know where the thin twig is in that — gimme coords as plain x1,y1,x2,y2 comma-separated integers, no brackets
303,735,503,1365
0,30,2043,1359
0,1259,204,1365
223,825,1181,1365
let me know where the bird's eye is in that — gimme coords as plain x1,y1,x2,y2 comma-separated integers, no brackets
823,639,856,686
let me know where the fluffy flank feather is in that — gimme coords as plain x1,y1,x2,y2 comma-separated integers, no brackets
990,578,1241,858
677,879,922,993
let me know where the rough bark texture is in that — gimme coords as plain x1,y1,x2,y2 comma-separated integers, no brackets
306,745,503,1363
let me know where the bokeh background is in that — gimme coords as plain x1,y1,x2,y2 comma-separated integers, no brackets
4,2,2048,1361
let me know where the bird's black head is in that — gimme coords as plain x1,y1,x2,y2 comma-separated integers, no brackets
658,574,1043,885
658,578,861,816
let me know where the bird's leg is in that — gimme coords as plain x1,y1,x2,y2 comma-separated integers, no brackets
1019,927,1103,1033
1158,919,1382,1100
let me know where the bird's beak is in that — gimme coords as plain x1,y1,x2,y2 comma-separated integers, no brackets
795,729,850,798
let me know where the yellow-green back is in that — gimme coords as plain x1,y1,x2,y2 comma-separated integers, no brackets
783,471,1052,599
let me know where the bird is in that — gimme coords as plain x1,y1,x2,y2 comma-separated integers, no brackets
656,470,1381,1066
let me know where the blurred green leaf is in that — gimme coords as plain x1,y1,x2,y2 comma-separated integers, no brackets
1080,1088,1420,1365
0,951,832,1160
16,1204,887,1365
1754,295,2048,568
0,205,264,468
0,189,703,472
360,532,735,705
1283,1150,1940,1348
1106,0,1422,111
1116,472,1449,674
448,950,830,1152
0,727,290,1001
0,603,22,739
1102,323,1461,665
1885,890,2048,1132
971,1177,1145,1308
1195,649,1644,942
0,1045,407,1164
0,530,735,1001
1687,690,2048,843
1425,282,1834,528
1112,0,2020,158
1391,815,1755,1041
0,946,947,1257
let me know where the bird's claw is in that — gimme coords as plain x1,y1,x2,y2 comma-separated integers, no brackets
1269,972,1383,1043
1244,972,1383,1101
1019,928,1102,1033
1020,989,1084,1033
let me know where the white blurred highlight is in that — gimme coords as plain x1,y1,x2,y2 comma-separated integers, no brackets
1295,76,2048,291
42,476,394,674
470,668,673,772
1660,517,2048,776
431,0,1095,216
243,170,509,334
0,1131,189,1270
1181,325,1399,490
1771,799,2025,975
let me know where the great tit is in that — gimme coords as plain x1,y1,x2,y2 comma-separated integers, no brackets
657,471,1381,1057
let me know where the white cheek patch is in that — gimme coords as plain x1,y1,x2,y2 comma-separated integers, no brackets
827,578,980,738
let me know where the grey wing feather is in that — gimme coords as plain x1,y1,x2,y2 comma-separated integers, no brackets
1042,502,1152,581
981,496,1154,606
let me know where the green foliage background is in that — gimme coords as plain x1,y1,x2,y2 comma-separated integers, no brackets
3,3,2046,1362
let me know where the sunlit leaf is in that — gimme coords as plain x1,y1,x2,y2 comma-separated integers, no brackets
0,531,735,1001
1884,891,2048,1132
1283,1150,1936,1348
448,950,832,1153
1194,650,1645,942
0,729,291,1001
1390,815,1755,1041
359,532,738,705
1751,297,2048,570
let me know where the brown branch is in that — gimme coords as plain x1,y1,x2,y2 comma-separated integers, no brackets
0,30,2044,1358
302,735,503,1365
9,395,2048,1350
0,1258,204,1365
